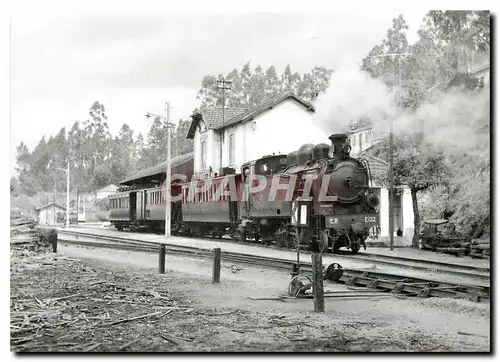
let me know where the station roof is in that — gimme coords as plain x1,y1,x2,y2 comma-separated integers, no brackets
186,92,314,139
35,203,67,211
119,152,194,186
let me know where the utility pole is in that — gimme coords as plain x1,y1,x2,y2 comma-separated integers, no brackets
66,159,70,228
165,102,172,238
388,56,403,251
217,78,232,124
365,52,409,251
217,78,232,174
146,103,173,238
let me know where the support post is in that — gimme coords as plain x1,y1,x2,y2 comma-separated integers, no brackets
159,244,166,274
212,247,221,283
165,102,172,238
66,160,70,229
311,253,325,313
50,229,58,253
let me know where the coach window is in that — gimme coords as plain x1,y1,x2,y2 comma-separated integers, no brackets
229,134,235,165
352,136,356,146
201,141,207,170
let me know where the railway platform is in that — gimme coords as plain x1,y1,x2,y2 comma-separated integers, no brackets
364,246,490,270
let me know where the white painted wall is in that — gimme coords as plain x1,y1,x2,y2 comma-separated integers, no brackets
378,186,414,245
193,129,214,174
349,129,375,156
402,188,414,243
193,99,330,174
249,100,328,163
379,188,389,237
193,129,201,173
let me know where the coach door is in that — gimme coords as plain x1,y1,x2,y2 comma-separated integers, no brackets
242,164,252,214
129,192,137,221
136,190,147,221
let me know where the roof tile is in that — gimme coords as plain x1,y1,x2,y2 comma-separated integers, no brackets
200,107,248,128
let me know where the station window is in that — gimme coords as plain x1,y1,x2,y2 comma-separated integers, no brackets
201,141,207,170
229,134,235,165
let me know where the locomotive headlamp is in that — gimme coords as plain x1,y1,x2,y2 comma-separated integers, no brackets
342,144,351,154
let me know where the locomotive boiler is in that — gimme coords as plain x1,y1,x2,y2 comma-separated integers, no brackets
280,133,380,253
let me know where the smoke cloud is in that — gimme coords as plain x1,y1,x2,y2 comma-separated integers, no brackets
312,61,395,135
312,59,490,163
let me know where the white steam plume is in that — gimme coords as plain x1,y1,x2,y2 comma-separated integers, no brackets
312,59,490,162
312,61,395,135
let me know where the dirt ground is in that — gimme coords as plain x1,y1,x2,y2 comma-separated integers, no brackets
10,245,491,352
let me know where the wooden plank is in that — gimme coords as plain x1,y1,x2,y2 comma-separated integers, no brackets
311,253,325,313
212,248,221,283
158,244,166,274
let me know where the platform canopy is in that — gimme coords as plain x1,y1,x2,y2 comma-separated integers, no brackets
119,152,193,186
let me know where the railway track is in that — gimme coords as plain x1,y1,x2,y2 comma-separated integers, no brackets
55,229,490,302
63,227,490,280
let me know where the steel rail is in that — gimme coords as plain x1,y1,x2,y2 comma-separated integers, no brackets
57,229,489,281
56,230,490,301
74,226,490,273
71,226,491,273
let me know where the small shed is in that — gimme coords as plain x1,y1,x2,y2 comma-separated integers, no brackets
36,203,66,226
96,184,119,199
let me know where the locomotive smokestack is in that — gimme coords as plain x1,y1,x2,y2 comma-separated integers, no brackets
328,133,351,158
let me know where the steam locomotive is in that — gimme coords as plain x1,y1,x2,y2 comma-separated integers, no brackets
109,133,380,254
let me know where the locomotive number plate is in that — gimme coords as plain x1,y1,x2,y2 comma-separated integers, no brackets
325,214,379,228
327,217,339,225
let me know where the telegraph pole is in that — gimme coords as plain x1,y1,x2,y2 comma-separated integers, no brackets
66,159,70,228
165,102,172,238
365,52,409,251
146,103,173,238
217,78,232,124
388,56,403,251
217,78,232,174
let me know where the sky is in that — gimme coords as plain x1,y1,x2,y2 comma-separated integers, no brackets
10,5,430,175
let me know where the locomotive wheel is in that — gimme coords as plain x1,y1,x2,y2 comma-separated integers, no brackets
351,243,360,254
332,242,340,254
234,230,246,243
275,223,291,249
288,275,312,298
172,220,182,236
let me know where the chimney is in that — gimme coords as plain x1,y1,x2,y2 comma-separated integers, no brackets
328,133,350,158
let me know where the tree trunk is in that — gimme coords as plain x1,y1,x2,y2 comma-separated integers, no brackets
411,188,420,248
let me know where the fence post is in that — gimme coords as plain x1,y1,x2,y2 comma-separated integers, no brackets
212,248,221,283
50,229,58,253
159,244,166,274
311,253,325,313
